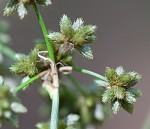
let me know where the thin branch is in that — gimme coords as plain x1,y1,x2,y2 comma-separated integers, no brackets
73,67,107,82
15,70,48,92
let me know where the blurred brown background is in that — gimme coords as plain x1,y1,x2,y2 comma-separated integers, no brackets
0,0,150,129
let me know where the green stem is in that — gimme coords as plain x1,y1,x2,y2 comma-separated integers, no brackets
67,75,87,96
32,2,59,129
15,70,48,92
15,75,39,92
0,43,16,60
32,2,55,62
50,90,59,129
73,67,107,82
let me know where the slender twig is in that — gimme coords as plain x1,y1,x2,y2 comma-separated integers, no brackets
73,67,107,82
0,43,16,60
67,74,87,96
15,70,48,92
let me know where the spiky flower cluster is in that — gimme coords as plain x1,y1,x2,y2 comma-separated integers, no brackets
0,76,27,127
48,15,97,59
10,48,38,77
3,0,52,19
95,66,142,114
10,41,73,77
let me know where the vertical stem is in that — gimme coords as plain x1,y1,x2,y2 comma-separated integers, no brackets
50,89,59,129
32,2,59,129
32,2,55,62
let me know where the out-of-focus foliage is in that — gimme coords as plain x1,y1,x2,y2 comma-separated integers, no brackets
0,76,27,127
0,20,12,64
38,81,110,128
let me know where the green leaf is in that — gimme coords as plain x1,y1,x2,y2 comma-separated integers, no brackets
60,15,74,39
112,100,121,114
75,44,93,59
3,0,19,16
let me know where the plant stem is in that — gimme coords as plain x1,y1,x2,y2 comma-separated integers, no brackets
67,75,87,96
32,2,59,129
73,67,107,82
0,43,16,60
50,89,59,129
15,70,48,92
15,75,39,92
32,2,55,62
